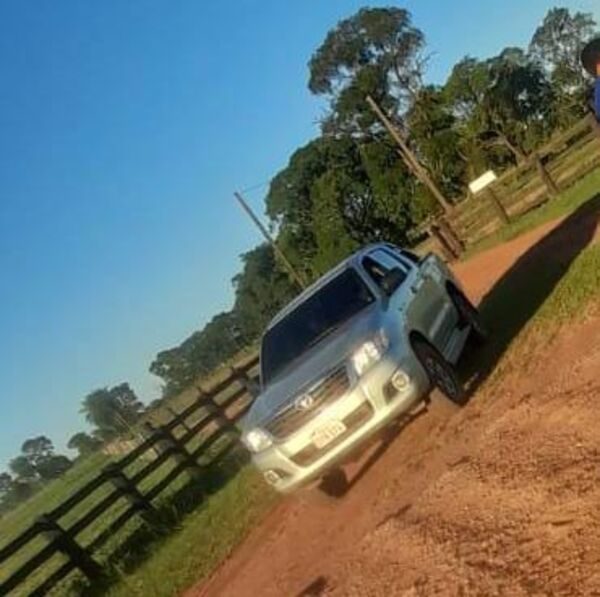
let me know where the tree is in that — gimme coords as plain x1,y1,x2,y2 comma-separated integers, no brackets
529,8,597,126
0,473,35,513
308,7,426,134
407,85,466,197
265,138,328,278
9,455,37,481
21,435,54,467
529,9,596,85
9,436,72,483
35,455,72,481
81,383,144,437
68,432,102,458
484,49,554,156
232,245,298,340
0,472,13,498
149,347,197,398
444,50,553,169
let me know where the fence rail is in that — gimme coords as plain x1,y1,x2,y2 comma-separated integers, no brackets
0,355,259,596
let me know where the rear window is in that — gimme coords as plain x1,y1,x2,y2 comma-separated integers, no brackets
261,268,374,386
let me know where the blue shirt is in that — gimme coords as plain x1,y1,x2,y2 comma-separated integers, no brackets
595,78,600,121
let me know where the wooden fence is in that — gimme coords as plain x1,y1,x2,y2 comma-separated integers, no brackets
419,114,600,256
0,356,259,596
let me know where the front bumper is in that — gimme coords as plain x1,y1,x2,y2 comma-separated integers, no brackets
250,349,430,493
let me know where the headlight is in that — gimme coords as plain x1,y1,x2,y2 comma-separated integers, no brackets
242,428,273,453
351,330,389,376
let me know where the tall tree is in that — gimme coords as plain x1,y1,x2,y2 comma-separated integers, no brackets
445,49,553,169
529,7,596,125
407,85,466,197
308,7,426,134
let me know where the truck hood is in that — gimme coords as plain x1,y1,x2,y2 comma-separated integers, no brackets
244,304,383,429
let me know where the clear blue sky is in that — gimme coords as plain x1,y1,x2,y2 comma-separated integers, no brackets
1,0,598,469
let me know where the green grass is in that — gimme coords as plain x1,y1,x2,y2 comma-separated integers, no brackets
536,243,600,325
463,167,600,258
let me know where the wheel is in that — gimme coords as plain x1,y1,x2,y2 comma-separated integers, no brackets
302,468,349,507
450,288,488,344
412,339,466,406
318,468,348,498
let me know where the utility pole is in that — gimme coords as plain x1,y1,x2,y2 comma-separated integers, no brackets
366,95,453,214
234,191,307,290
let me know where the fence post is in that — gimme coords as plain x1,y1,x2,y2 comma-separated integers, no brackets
533,152,559,199
141,421,163,459
484,187,510,225
437,217,464,257
166,405,193,434
104,463,159,522
36,514,105,582
428,223,458,261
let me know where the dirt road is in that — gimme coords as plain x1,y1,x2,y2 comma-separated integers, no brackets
188,203,600,597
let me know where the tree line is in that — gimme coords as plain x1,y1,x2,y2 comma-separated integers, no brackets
2,5,597,513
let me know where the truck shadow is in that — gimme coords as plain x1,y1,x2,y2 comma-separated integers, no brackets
461,193,600,395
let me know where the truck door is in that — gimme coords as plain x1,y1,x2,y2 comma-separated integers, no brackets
406,253,457,351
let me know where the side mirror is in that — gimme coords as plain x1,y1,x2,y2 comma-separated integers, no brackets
381,268,405,296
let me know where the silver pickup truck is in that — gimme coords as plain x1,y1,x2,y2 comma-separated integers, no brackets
241,243,485,497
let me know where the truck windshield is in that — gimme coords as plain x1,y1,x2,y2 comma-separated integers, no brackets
261,268,374,386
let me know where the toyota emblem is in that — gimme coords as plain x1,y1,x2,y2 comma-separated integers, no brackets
294,394,315,412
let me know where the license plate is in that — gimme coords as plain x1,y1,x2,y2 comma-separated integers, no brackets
312,420,346,449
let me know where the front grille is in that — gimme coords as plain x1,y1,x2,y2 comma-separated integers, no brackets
290,401,374,467
264,365,350,439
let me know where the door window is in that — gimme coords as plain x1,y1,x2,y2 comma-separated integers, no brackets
362,249,408,290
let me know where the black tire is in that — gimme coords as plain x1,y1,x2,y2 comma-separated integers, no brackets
450,288,488,344
412,339,467,406
317,468,349,499
302,468,349,508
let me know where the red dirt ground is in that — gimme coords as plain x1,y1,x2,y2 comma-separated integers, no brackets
187,207,600,597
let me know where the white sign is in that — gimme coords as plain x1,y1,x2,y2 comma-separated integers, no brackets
469,170,497,195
